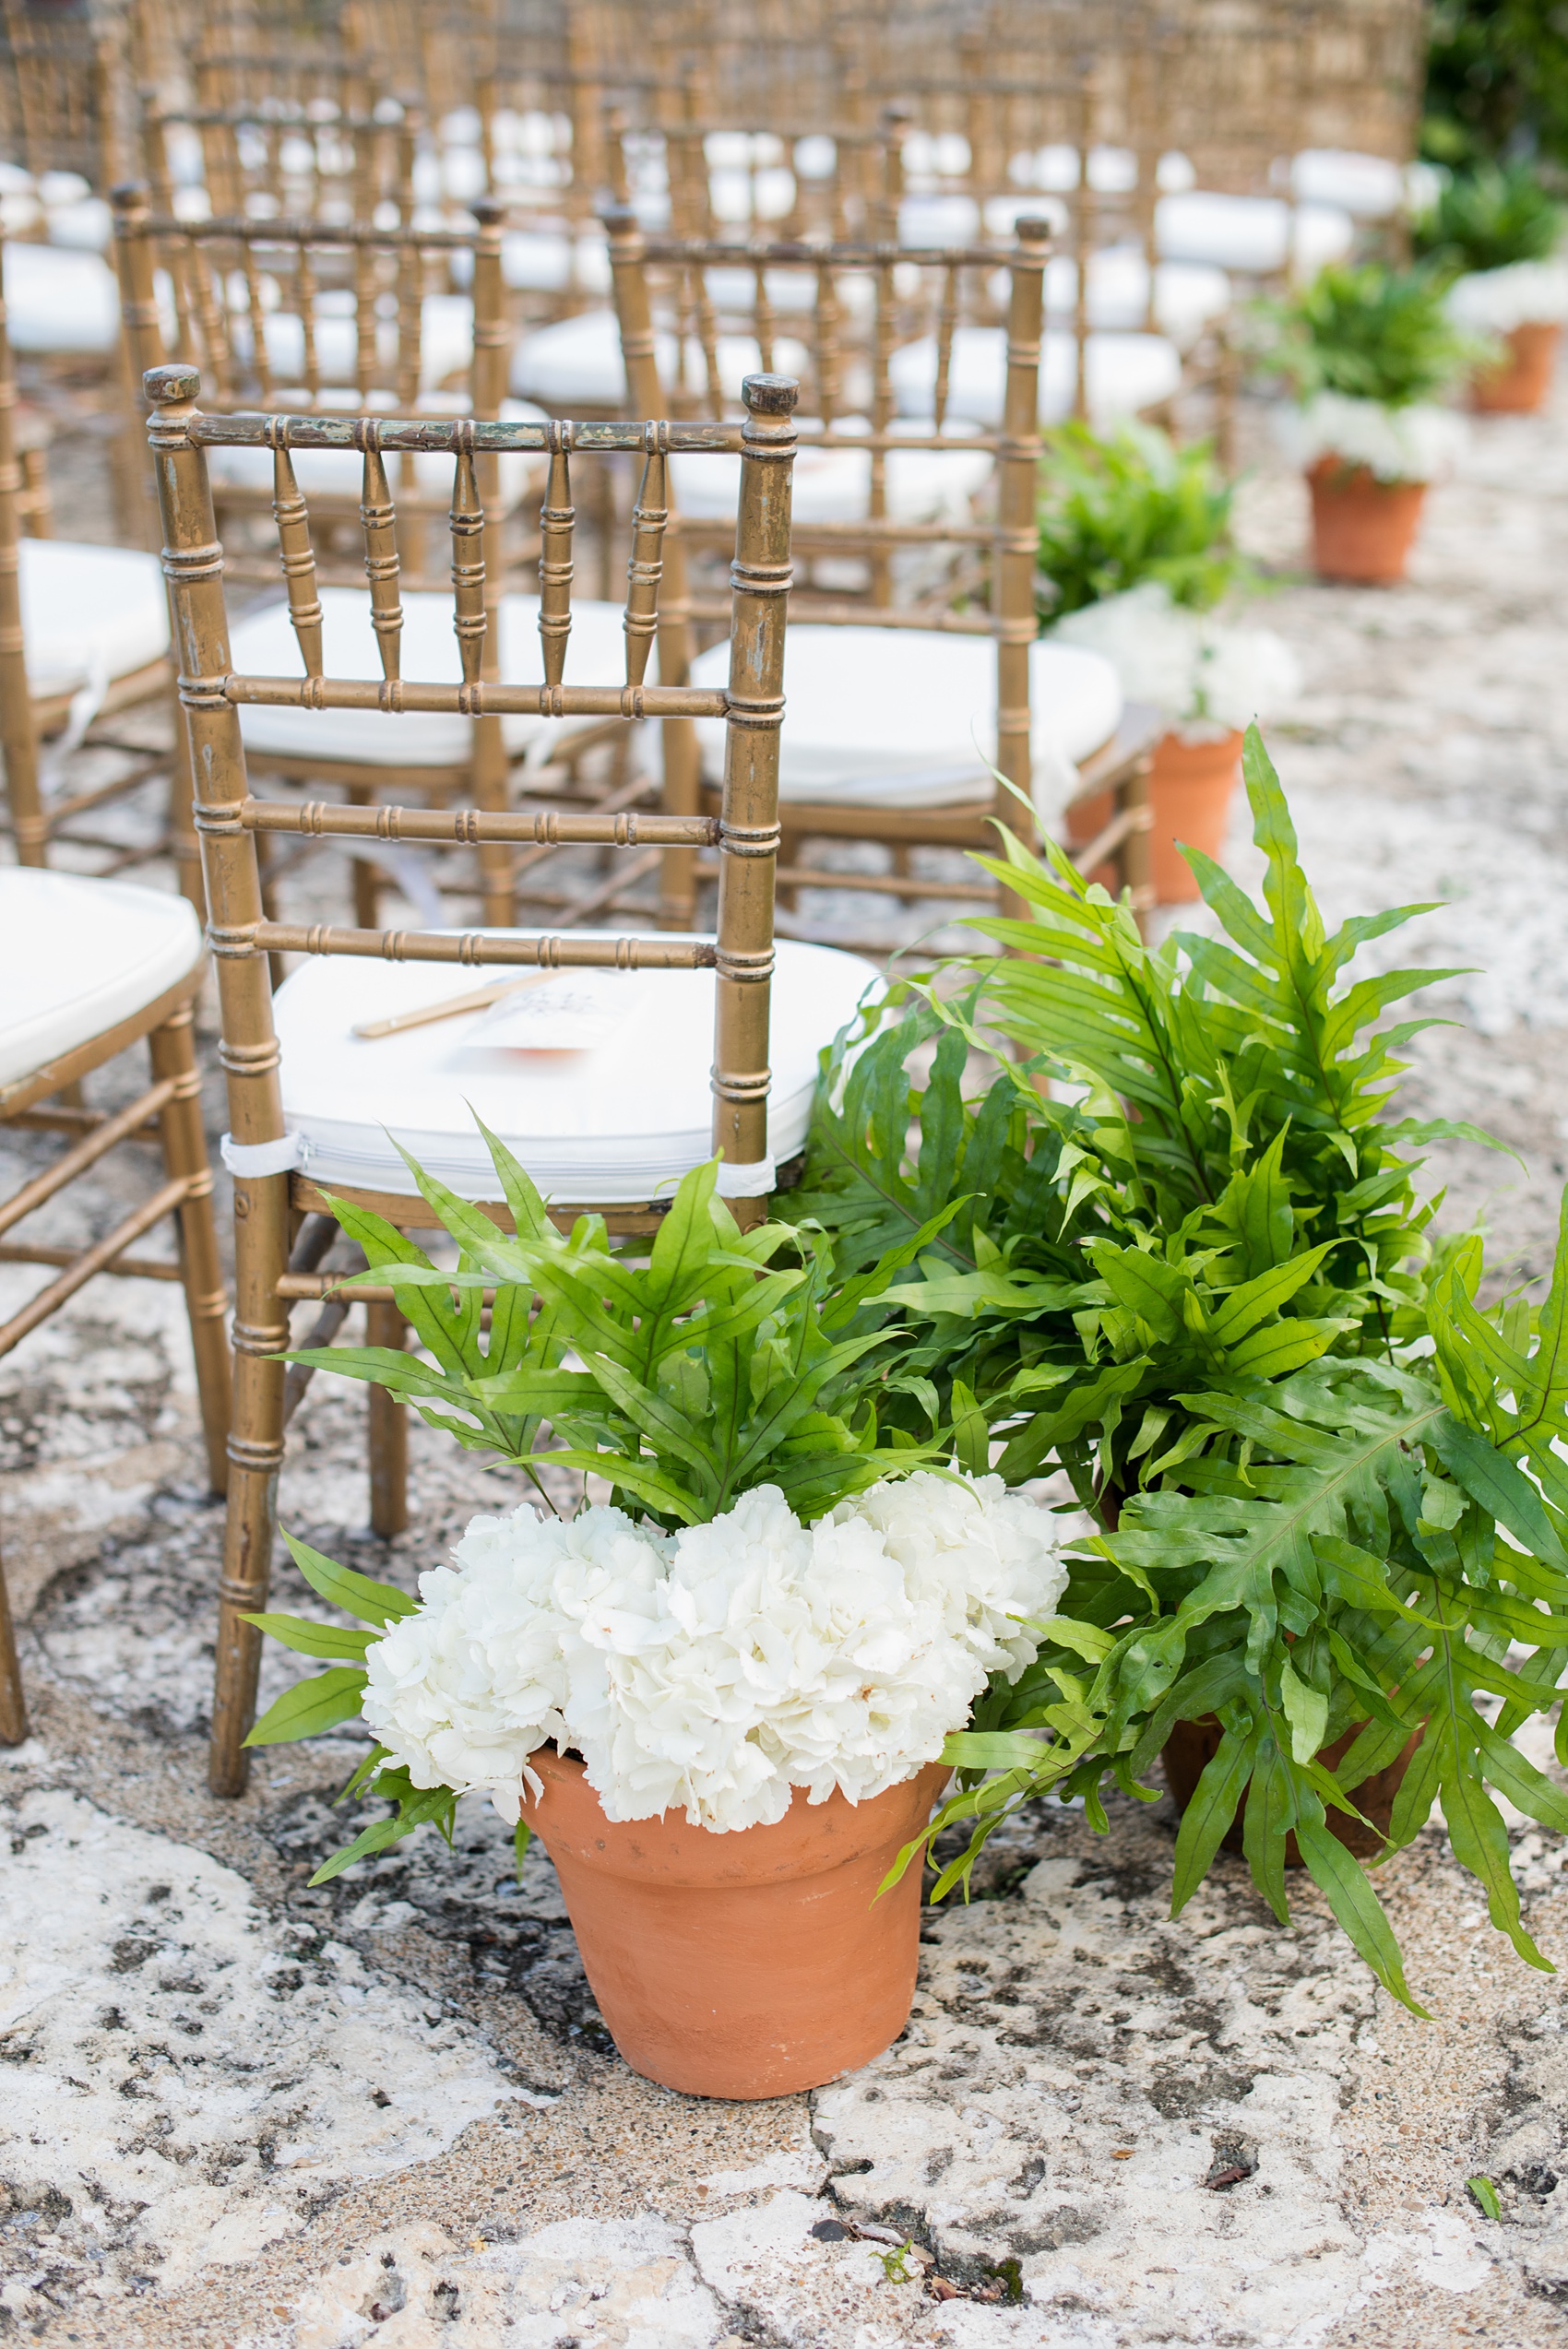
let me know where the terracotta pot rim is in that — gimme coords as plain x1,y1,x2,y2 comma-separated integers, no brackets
1306,456,1431,493
525,1747,952,1889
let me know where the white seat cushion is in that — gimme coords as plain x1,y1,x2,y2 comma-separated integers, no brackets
272,935,875,1203
669,420,992,525
1290,149,1403,219
897,194,982,245
46,196,113,251
1154,191,1354,275
890,325,1182,426
0,871,203,1087
1039,249,1231,345
229,293,476,394
231,587,636,770
19,540,171,701
509,307,805,409
205,397,549,507
2,241,120,355
684,627,1122,813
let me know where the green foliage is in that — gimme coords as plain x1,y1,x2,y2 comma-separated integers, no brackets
287,1133,933,1528
1260,263,1480,407
1423,0,1568,172
1414,161,1565,275
818,730,1568,2005
245,1136,944,1877
1035,421,1244,619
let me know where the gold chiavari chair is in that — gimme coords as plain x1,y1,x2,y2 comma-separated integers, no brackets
0,228,197,905
115,191,631,931
603,208,1158,941
137,93,416,236
141,360,876,1797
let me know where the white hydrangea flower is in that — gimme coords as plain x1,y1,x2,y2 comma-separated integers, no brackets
1052,581,1301,737
359,1472,1065,1835
1274,389,1468,485
1447,258,1568,334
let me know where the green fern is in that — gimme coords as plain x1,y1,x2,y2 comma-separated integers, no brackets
1259,261,1481,406
826,729,1568,2004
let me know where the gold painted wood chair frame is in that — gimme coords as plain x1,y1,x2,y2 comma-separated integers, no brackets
0,228,202,911
140,360,797,1797
605,209,1158,937
0,971,232,1749
113,188,525,592
114,191,568,931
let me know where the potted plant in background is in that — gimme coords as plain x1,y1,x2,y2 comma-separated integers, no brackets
1264,262,1479,582
800,731,1568,2009
1035,422,1299,902
1415,162,1567,413
244,1148,1068,2099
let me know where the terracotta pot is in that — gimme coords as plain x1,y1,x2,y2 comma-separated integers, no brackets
1162,1715,1422,1866
521,1749,951,2098
1306,459,1428,585
1471,321,1562,414
1066,730,1244,905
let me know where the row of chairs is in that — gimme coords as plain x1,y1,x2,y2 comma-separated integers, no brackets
9,199,1160,943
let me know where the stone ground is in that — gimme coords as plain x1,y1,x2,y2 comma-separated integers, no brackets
5,368,1568,2347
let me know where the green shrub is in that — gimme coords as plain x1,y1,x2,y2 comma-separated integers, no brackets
1036,421,1242,620
805,731,1568,2007
1414,161,1564,275
1262,262,1479,407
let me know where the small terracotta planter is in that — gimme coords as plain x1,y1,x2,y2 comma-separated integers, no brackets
1471,321,1562,414
521,1749,951,2098
1306,458,1428,585
1066,729,1244,905
1162,1715,1422,1866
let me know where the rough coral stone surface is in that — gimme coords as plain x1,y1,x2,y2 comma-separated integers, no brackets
5,381,1568,2345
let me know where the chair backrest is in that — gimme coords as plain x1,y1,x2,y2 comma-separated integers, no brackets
0,227,43,871
604,208,1049,828
113,187,508,420
137,95,417,231
0,0,132,188
140,359,799,1223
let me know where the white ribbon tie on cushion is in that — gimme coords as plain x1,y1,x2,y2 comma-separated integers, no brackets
715,1156,778,1200
220,1131,310,1177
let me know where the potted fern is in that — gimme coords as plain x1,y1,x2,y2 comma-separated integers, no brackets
799,730,1568,2011
1036,423,1298,901
244,1146,1067,2098
1415,163,1567,412
1263,263,1480,581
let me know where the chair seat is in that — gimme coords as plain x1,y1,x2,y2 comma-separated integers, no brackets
1290,149,1404,219
228,293,477,394
1154,192,1354,275
890,326,1183,427
2,241,120,355
1040,250,1231,345
0,872,203,1089
20,539,171,702
685,627,1123,813
230,588,635,770
669,422,992,525
205,397,549,506
271,936,876,1203
509,308,806,409
897,194,982,244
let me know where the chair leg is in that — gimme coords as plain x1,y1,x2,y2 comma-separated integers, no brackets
366,1299,408,1538
148,1002,232,1496
0,1537,27,1746
168,718,206,920
657,716,702,931
209,1180,291,1800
